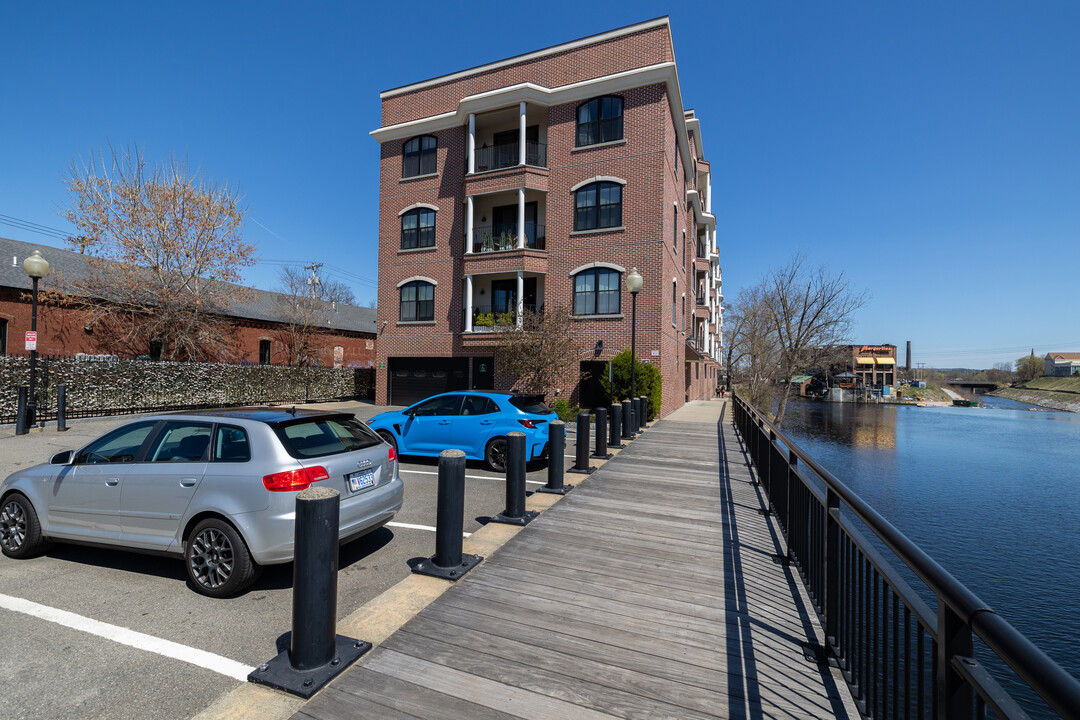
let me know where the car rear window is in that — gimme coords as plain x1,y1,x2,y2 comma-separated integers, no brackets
274,417,382,459
509,396,551,415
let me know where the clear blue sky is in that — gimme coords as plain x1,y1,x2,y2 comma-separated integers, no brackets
2,1,1077,369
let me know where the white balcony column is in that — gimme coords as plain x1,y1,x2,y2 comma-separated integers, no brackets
518,102,526,165
517,187,526,249
468,113,476,174
516,271,524,327
465,275,474,332
465,195,474,254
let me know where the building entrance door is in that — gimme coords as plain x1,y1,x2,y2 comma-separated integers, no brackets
472,357,494,390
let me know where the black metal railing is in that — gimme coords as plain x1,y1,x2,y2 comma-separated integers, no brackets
731,393,1080,720
464,304,538,332
470,225,545,253
472,140,547,172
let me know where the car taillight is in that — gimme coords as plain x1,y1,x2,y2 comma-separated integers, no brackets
388,446,397,463
262,466,330,492
518,419,537,429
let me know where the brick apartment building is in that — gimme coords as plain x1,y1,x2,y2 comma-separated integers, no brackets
372,18,723,416
0,236,377,367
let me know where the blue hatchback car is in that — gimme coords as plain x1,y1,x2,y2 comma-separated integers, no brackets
365,392,558,472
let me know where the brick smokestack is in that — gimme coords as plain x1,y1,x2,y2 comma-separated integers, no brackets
906,341,911,371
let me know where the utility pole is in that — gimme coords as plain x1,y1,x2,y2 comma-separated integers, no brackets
304,263,323,299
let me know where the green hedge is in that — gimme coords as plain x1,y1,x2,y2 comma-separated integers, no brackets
600,350,662,420
0,356,373,423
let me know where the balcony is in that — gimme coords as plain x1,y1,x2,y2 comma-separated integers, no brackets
470,224,546,253
473,140,547,172
464,304,540,333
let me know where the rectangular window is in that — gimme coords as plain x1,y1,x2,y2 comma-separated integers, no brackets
1,318,8,355
259,340,271,365
574,272,595,315
400,282,434,322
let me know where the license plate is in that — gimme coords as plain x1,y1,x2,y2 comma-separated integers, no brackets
346,469,375,492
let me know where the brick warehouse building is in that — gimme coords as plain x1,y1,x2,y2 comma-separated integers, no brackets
1,236,377,367
372,18,723,416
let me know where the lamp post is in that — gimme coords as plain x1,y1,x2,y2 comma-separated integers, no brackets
23,250,50,429
626,267,643,415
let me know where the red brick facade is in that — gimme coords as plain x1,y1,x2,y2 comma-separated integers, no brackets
374,19,722,416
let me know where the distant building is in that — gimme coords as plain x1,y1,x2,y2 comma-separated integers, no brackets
840,344,898,389
0,236,377,367
1044,352,1080,377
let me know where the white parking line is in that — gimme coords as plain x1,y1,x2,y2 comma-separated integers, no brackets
387,521,471,538
0,592,252,682
399,468,545,485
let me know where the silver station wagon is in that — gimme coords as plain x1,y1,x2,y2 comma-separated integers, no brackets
0,408,404,597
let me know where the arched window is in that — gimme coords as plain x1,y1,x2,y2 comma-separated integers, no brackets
576,96,624,147
574,181,622,231
400,208,435,249
399,281,434,322
402,135,437,177
573,268,621,316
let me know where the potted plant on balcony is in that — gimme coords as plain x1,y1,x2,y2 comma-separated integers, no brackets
480,232,495,252
496,230,516,250
475,312,495,328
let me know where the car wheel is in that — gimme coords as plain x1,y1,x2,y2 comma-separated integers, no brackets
377,430,398,454
485,437,508,473
0,493,45,559
185,518,258,598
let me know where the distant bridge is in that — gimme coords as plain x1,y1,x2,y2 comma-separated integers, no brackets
947,380,1000,395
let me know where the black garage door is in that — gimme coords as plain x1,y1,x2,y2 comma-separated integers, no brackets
388,357,469,407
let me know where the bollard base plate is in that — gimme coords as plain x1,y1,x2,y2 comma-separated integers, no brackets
536,484,574,495
591,452,613,460
609,442,624,449
491,509,539,526
248,635,370,699
568,466,596,475
412,553,482,581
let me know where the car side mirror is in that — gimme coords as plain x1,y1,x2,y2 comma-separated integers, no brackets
50,450,75,465
404,409,416,417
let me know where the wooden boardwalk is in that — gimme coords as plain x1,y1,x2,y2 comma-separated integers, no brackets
294,400,857,720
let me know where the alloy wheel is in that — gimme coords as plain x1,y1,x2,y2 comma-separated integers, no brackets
0,500,27,553
188,527,235,590
487,438,508,472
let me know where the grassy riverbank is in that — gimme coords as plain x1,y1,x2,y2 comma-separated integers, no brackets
990,376,1080,412
896,385,952,403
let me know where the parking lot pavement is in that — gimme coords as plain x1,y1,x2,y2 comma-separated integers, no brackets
0,403,553,720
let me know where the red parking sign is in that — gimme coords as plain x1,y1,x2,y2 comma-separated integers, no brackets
25,331,37,351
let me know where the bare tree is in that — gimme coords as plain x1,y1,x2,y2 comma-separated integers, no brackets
762,253,868,426
495,306,584,394
726,285,782,413
58,142,255,360
272,265,356,366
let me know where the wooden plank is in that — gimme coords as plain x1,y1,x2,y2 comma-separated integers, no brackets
330,667,523,720
294,685,422,720
364,648,624,720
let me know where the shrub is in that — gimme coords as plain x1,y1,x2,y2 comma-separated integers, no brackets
552,398,581,423
600,350,662,420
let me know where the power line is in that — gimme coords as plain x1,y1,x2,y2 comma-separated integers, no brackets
0,213,71,240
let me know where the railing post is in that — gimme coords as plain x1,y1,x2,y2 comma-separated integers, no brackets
570,412,595,474
539,420,572,495
825,487,841,650
786,451,798,560
249,486,370,698
936,600,975,720
593,406,611,459
413,449,482,579
609,403,623,448
492,432,537,525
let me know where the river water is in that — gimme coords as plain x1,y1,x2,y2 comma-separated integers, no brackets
776,397,1080,714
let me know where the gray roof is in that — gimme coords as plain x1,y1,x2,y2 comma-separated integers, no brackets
0,236,377,335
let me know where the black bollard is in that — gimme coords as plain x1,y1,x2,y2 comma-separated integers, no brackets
593,406,611,459
639,396,648,430
15,386,28,436
631,397,640,432
493,432,538,525
56,384,68,432
413,449,482,580
249,486,370,698
621,399,633,439
538,420,573,495
569,412,595,474
609,403,623,448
